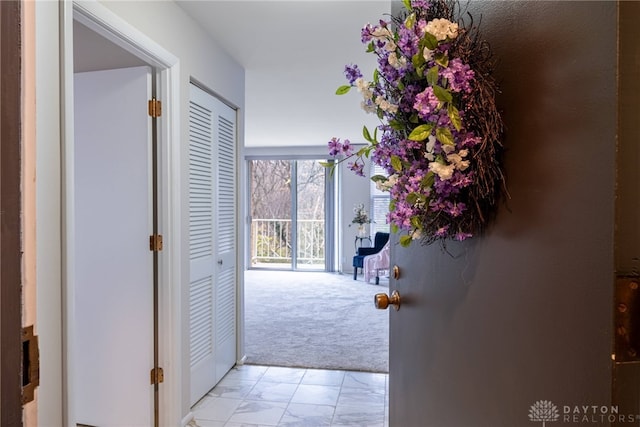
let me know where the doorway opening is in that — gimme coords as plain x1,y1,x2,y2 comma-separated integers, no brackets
63,3,181,426
243,159,389,373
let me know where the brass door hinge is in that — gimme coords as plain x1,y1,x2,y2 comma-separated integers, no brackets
148,98,162,118
150,367,164,385
149,234,163,251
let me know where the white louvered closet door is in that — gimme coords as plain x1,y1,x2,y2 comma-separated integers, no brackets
189,84,237,405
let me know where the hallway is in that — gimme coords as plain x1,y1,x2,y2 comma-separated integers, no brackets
190,364,389,426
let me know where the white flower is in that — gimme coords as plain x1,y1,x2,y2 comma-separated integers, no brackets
355,77,369,92
442,144,455,154
360,100,377,114
424,135,436,161
425,18,459,41
385,40,397,52
429,161,455,180
446,153,470,171
375,96,399,114
376,174,398,191
371,26,393,40
355,77,374,101
423,47,434,61
388,52,407,70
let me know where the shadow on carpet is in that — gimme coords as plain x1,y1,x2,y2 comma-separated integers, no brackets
244,270,389,373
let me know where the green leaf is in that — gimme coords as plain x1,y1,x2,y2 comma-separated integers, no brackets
367,41,375,53
408,124,434,141
406,192,419,205
436,127,455,146
447,104,462,131
373,127,378,144
426,65,439,86
389,120,404,131
435,53,449,68
391,155,403,172
363,126,373,143
423,32,438,50
410,216,422,230
405,12,416,30
397,81,405,91
399,235,413,247
412,52,425,70
421,171,435,188
319,161,334,168
371,174,387,183
336,85,351,95
433,85,452,103
373,68,380,85
402,0,411,11
390,223,399,234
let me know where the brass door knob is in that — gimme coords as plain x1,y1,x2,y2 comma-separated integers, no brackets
375,290,401,311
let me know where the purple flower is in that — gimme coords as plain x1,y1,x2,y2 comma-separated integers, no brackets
413,87,440,119
454,232,473,241
397,26,419,58
434,225,449,237
342,139,353,156
344,64,362,85
447,202,466,217
327,137,354,157
440,59,475,93
410,0,431,10
348,160,365,177
361,24,374,43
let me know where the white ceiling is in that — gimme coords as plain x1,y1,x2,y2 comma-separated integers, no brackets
177,0,391,147
176,1,392,69
73,1,392,148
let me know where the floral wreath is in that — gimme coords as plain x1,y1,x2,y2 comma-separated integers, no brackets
325,0,506,247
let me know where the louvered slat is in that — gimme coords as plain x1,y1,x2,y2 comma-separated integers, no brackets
189,276,213,367
189,101,213,260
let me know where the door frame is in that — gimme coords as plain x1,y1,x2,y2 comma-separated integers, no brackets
60,2,181,425
0,0,23,424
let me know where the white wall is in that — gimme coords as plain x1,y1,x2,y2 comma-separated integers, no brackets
34,1,245,425
339,152,372,274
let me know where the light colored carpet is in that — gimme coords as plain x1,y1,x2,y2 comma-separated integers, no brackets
244,270,389,373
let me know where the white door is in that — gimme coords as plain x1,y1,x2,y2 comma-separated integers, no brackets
189,84,237,405
74,66,154,426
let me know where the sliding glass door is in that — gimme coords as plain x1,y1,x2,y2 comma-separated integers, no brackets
249,159,331,270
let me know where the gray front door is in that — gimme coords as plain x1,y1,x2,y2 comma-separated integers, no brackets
387,2,617,426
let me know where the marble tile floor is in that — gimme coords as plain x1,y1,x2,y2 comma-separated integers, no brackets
190,364,389,427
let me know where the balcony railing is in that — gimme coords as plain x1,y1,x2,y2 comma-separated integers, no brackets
251,219,324,267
